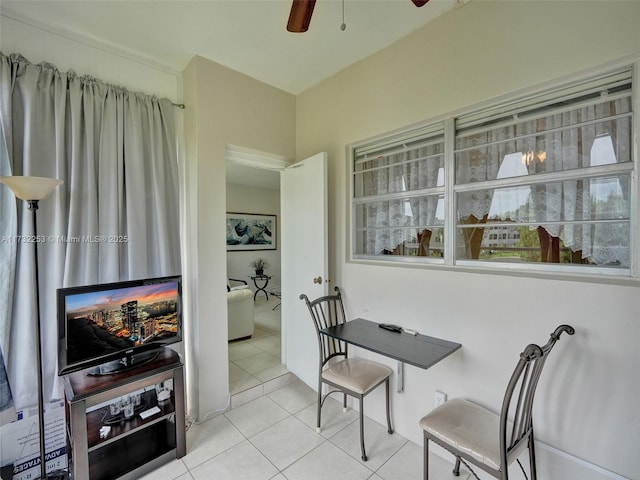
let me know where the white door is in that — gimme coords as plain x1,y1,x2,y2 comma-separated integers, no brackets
280,152,328,388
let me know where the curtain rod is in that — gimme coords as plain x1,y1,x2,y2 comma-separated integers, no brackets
7,52,185,110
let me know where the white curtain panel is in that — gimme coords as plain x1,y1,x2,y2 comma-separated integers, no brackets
0,53,181,411
362,143,445,255
0,91,17,422
455,98,631,266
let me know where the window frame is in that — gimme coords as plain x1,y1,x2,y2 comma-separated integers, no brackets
348,65,638,279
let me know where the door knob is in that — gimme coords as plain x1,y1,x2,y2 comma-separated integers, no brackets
313,276,323,284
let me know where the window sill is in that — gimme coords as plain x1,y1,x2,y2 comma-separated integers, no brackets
348,256,640,287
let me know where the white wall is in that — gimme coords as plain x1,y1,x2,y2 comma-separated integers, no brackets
226,183,282,289
182,56,295,421
0,15,179,101
296,2,640,479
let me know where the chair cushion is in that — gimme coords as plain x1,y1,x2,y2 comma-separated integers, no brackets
321,358,392,395
419,398,502,471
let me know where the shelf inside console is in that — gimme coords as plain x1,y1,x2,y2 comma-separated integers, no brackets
88,420,176,480
86,390,176,449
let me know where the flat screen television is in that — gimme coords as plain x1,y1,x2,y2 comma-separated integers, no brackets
57,275,182,375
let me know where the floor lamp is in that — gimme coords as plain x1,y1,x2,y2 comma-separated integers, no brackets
0,176,67,480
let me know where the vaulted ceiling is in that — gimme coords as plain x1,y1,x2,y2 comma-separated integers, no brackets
1,0,462,189
1,0,460,95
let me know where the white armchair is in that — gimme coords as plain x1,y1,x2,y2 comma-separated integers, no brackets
227,285,255,341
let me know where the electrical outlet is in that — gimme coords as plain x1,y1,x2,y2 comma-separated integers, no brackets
435,390,447,407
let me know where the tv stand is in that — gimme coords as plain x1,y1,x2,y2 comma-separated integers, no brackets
87,349,160,376
63,347,185,480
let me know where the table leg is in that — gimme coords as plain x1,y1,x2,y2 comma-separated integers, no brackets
253,288,268,301
251,276,270,301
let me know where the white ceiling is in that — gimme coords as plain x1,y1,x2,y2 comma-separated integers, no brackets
1,0,460,189
0,0,460,95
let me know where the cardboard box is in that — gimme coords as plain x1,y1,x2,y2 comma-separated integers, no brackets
0,401,67,480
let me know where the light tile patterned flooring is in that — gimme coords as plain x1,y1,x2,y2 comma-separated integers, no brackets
140,296,470,480
229,296,287,399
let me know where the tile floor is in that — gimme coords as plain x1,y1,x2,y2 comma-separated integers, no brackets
228,295,289,405
141,379,470,480
140,294,469,480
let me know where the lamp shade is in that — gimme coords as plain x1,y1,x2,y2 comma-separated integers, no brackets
0,176,63,200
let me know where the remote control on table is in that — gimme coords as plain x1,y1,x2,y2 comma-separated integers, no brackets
378,323,402,333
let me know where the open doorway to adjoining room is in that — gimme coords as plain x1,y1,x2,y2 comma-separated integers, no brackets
225,145,293,403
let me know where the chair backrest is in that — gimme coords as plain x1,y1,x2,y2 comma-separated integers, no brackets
499,324,575,468
300,286,348,368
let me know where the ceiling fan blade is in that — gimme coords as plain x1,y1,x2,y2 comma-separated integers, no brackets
411,0,430,6
287,0,317,33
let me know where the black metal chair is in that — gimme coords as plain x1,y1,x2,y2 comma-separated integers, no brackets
300,286,393,461
419,324,574,480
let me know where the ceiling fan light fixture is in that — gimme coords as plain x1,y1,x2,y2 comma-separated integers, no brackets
287,0,429,33
287,0,317,33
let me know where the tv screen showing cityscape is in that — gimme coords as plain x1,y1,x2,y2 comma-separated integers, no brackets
63,279,180,366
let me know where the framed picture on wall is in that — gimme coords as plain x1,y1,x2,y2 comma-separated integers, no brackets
226,213,277,251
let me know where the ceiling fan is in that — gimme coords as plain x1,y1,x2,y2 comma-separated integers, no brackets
287,0,430,33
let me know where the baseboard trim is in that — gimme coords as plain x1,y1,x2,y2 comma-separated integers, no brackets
429,439,629,480
536,441,630,480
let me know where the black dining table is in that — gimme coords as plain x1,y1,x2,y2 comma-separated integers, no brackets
321,318,461,392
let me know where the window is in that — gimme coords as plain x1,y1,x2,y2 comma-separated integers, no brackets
353,124,446,260
351,68,634,276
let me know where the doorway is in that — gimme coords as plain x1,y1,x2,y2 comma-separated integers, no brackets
225,145,291,399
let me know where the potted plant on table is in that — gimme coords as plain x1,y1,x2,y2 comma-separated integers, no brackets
250,257,269,276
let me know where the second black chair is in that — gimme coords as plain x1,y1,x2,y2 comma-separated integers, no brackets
419,324,574,480
300,286,393,461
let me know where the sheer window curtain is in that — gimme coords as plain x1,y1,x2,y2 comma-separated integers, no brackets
362,144,444,255
0,53,181,412
455,96,631,265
